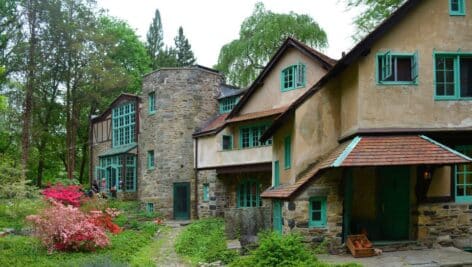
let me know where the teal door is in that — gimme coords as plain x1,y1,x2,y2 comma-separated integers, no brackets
378,166,410,240
106,165,119,191
273,200,282,233
173,182,190,220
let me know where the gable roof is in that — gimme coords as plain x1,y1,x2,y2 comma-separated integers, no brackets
91,93,140,122
226,37,337,119
261,0,421,141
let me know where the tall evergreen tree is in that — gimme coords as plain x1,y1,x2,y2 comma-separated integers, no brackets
174,26,196,67
146,9,164,70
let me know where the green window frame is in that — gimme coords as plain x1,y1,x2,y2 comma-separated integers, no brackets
147,150,154,170
239,124,272,149
203,183,209,202
112,102,136,147
450,0,466,16
281,62,306,91
434,52,472,100
219,96,239,114
274,161,280,187
97,154,136,192
148,92,156,114
237,179,262,208
309,196,327,228
455,146,472,203
222,135,233,150
146,202,154,213
376,51,418,85
284,135,291,169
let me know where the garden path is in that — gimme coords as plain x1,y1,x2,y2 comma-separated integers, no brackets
154,221,191,267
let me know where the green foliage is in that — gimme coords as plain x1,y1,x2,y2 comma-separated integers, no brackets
215,2,328,87
0,198,44,230
175,218,238,264
146,9,164,70
345,0,405,40
0,158,39,199
174,26,196,67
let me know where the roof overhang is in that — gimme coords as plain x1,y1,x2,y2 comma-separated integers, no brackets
197,162,272,174
98,143,137,157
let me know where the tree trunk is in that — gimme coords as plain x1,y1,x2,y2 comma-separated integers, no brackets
36,140,46,187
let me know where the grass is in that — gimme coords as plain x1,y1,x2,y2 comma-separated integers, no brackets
0,198,44,230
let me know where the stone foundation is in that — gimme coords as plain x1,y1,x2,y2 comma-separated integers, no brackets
197,170,227,218
224,207,271,240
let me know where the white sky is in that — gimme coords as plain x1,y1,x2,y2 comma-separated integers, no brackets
96,0,360,67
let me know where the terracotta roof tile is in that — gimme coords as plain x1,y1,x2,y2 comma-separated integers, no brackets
226,106,288,124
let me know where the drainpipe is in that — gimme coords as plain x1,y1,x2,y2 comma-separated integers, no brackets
89,116,94,187
194,137,199,220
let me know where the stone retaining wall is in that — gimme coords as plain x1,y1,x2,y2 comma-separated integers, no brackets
224,207,271,240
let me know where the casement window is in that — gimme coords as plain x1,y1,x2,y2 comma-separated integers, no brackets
274,161,280,187
435,53,472,100
281,62,306,91
309,196,327,228
284,135,291,169
219,96,239,114
450,0,466,16
239,124,272,149
203,184,209,202
146,203,154,213
237,179,262,208
455,146,472,203
112,102,136,147
222,135,233,150
97,154,136,192
147,150,154,170
148,92,156,114
377,51,418,84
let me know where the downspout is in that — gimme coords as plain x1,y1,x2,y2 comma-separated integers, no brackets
194,137,199,219
89,116,93,187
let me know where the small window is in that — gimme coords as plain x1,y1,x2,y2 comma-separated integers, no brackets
146,202,154,213
284,135,291,169
219,96,239,114
377,51,418,84
435,53,472,100
222,135,233,150
203,184,209,202
274,161,280,187
455,146,472,203
147,150,154,169
148,92,156,113
239,124,272,149
450,0,466,16
281,62,306,91
237,179,262,208
309,196,327,228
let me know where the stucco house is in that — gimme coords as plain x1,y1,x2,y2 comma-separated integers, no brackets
259,0,472,251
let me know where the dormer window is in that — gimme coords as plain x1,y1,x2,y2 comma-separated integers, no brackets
219,96,239,114
449,0,465,16
281,62,306,91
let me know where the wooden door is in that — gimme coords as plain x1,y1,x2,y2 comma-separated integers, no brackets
273,200,282,233
173,182,190,220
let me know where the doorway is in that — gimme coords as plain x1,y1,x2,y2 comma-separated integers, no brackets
173,182,190,220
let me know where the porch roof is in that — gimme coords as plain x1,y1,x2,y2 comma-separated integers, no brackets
99,143,137,157
261,135,472,199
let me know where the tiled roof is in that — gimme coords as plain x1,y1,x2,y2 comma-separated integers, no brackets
99,143,137,157
226,106,288,124
261,135,472,199
193,114,228,137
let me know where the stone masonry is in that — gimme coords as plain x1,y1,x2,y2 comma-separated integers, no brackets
138,67,223,219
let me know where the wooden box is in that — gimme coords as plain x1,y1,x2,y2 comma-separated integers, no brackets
346,234,375,258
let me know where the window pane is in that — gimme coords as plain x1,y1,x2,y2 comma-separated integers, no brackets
396,57,412,81
451,0,459,11
312,211,321,221
222,135,232,150
460,58,472,97
312,200,321,210
467,186,472,196
241,129,250,148
458,185,465,196
458,173,465,184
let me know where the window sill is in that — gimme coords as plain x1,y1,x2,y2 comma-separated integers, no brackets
434,97,472,101
147,167,155,171
148,111,156,116
218,144,272,152
284,166,291,170
308,224,327,229
377,81,418,86
450,13,466,16
281,85,305,92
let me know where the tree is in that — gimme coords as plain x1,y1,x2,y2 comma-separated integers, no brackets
345,0,405,40
146,9,164,70
0,0,21,85
215,2,328,87
174,26,196,67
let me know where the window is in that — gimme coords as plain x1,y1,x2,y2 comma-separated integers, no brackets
377,51,418,84
96,154,136,192
148,92,156,113
239,124,272,149
147,150,154,170
203,184,209,202
450,0,466,15
435,53,472,100
219,96,239,113
112,102,136,147
281,62,306,91
222,135,233,150
274,161,280,187
284,135,291,169
146,202,154,213
455,146,472,203
309,196,327,228
237,179,262,208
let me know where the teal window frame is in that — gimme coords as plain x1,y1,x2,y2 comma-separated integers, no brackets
274,161,280,187
148,92,156,114
222,135,233,150
203,183,209,202
376,51,419,85
280,62,306,91
146,202,154,213
97,154,136,192
147,150,154,170
434,51,472,100
219,96,239,114
309,196,327,228
284,135,291,169
237,179,262,208
449,0,466,16
455,145,472,203
112,102,136,147
239,123,272,149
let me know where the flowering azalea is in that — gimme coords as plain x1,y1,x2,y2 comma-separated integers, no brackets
42,184,83,207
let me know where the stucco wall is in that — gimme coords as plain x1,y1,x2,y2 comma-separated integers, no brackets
272,116,295,185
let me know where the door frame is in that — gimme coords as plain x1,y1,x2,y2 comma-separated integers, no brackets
173,182,191,220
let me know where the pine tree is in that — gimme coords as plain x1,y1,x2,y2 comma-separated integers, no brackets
146,9,164,69
174,26,196,67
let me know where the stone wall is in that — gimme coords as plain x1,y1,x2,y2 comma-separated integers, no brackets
197,170,227,218
418,202,472,248
138,67,223,219
224,207,271,240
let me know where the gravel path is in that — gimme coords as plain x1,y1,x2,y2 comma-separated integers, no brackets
154,223,191,267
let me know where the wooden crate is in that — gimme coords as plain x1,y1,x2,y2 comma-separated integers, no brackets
346,234,375,258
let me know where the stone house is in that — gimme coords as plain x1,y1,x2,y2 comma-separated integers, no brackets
259,0,472,251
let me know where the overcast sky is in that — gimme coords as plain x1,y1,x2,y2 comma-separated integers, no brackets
96,0,360,67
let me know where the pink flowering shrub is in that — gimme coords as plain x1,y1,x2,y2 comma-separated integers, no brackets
26,201,109,253
42,184,83,207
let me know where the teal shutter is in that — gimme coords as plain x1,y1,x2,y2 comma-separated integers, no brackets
381,51,392,81
411,51,418,82
273,200,283,233
274,161,280,187
284,136,291,169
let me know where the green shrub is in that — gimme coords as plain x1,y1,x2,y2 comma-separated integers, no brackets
175,218,237,264
0,198,44,230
